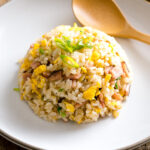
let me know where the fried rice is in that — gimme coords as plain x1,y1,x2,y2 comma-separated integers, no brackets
18,24,132,124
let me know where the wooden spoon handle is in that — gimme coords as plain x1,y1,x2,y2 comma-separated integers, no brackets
121,25,150,44
0,0,9,6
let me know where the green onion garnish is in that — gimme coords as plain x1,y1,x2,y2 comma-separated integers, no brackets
114,76,121,89
57,106,66,117
60,112,66,118
60,55,79,68
58,88,64,92
72,38,93,51
57,106,62,113
55,36,93,53
115,82,118,89
116,76,121,80
13,88,20,92
55,38,73,53
39,48,44,54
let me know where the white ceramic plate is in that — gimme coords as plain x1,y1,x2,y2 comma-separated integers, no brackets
0,0,150,149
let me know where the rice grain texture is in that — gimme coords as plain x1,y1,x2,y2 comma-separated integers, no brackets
18,24,132,124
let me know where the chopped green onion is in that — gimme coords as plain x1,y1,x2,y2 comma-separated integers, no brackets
73,39,84,50
66,40,71,47
55,36,93,53
85,42,93,49
60,55,79,68
72,38,93,51
115,76,121,89
55,38,73,52
58,88,64,92
114,76,121,89
60,111,66,117
57,106,62,113
39,48,44,54
115,82,118,89
13,88,20,92
116,76,121,80
62,36,70,41
80,30,84,34
57,106,66,117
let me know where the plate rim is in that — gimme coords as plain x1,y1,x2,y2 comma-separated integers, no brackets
0,128,150,150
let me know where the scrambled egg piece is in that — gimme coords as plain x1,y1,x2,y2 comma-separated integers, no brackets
31,81,41,98
41,39,47,47
20,58,31,70
33,43,40,50
105,74,112,84
112,110,119,118
83,86,97,100
96,82,101,88
94,108,101,113
91,51,100,61
31,79,41,98
31,76,46,89
29,43,40,58
33,65,46,76
30,49,37,58
64,102,75,113
95,91,100,96
37,76,46,88
81,67,87,73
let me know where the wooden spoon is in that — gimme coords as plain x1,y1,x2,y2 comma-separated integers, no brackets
73,0,150,44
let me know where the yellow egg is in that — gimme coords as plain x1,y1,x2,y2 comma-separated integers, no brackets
64,102,75,113
41,39,47,47
105,74,112,84
20,58,31,70
112,110,119,118
30,49,37,58
94,108,101,113
91,51,100,61
37,76,46,88
33,43,40,50
33,65,46,76
81,67,87,73
83,86,97,100
95,91,100,96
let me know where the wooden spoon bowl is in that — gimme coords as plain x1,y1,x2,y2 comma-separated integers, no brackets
73,0,150,44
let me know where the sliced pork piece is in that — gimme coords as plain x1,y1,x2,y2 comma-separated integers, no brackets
23,72,32,81
31,61,41,69
116,79,121,89
49,71,62,81
121,61,129,77
109,66,123,79
42,71,51,78
98,93,105,108
68,73,81,80
72,80,77,88
75,102,86,109
112,93,123,101
104,66,113,74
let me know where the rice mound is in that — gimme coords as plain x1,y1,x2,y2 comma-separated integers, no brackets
18,24,132,124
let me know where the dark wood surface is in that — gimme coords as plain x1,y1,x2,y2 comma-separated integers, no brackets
0,135,26,150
